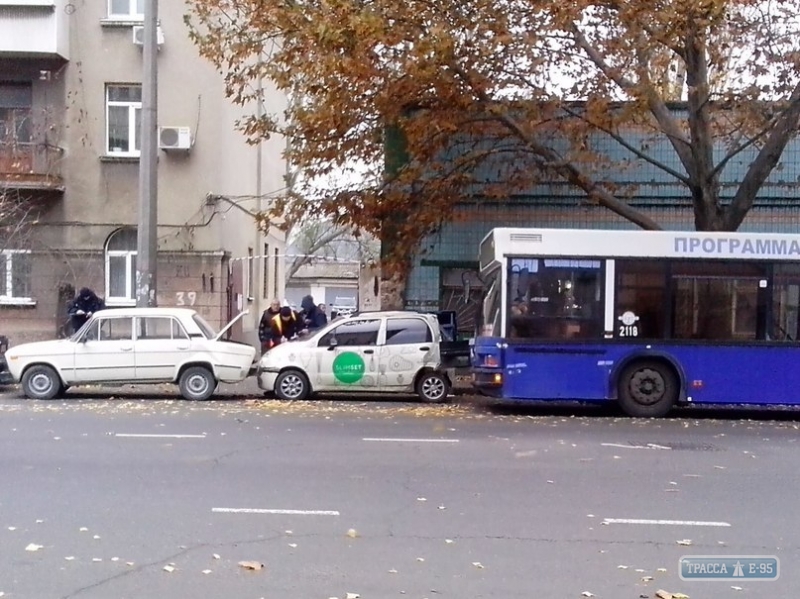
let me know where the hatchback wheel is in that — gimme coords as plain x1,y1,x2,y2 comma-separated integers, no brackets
275,370,310,400
416,372,450,403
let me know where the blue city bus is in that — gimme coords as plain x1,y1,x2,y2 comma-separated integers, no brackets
471,227,800,417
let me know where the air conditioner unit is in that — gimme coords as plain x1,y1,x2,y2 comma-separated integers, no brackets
132,25,164,47
159,126,192,151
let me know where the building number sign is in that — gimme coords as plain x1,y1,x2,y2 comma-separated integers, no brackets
176,292,197,306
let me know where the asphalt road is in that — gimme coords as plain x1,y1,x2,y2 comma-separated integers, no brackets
0,385,797,598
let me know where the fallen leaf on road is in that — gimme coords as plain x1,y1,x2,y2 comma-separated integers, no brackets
25,543,43,552
163,565,175,573
238,560,263,571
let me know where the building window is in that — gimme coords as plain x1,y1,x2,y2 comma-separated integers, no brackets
108,0,144,19
105,228,137,305
0,250,33,303
263,243,270,299
106,85,141,156
0,83,32,145
273,247,280,299
247,247,254,300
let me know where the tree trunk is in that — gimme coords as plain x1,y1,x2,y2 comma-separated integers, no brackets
380,268,409,311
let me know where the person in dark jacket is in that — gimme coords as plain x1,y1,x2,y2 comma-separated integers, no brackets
317,303,329,327
68,287,105,333
258,299,282,354
267,306,302,350
300,295,327,333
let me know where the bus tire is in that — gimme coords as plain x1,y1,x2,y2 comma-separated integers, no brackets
617,360,678,418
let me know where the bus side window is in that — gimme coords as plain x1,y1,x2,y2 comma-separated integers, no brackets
615,260,668,339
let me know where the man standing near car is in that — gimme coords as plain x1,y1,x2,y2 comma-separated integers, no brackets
259,299,282,354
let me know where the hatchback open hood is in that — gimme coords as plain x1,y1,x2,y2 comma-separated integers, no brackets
214,310,249,341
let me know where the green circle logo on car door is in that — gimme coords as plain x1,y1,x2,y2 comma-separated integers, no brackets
332,351,366,384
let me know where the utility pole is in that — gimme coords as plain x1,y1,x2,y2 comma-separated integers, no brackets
136,0,158,307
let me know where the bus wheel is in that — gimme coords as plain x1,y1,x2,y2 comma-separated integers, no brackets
618,360,678,418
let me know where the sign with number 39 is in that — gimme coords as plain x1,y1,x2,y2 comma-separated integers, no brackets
176,292,197,306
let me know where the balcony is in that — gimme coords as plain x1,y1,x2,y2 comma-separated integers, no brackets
0,140,63,191
0,1,69,61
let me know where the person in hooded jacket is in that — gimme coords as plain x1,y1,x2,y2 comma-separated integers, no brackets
299,295,327,332
68,287,106,333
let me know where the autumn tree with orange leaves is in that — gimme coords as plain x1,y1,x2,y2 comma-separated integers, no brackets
186,0,800,308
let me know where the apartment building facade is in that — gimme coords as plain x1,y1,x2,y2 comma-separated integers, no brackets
0,0,287,346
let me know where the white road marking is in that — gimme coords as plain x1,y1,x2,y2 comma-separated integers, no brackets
212,508,340,516
601,442,671,450
115,433,206,439
603,518,731,527
362,437,460,443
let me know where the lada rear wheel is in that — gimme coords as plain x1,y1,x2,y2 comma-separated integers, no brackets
618,360,678,418
275,370,310,401
21,365,62,400
179,366,217,401
416,372,450,403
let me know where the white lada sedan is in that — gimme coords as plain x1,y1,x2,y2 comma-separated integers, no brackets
257,311,455,402
4,307,256,401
